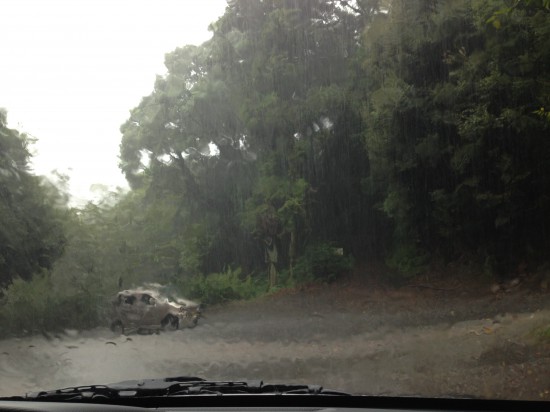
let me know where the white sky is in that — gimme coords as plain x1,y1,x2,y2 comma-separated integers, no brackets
0,0,227,205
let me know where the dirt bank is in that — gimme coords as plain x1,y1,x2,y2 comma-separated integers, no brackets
1,277,549,400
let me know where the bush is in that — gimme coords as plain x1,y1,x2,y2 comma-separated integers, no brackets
386,243,429,278
293,242,353,283
533,325,550,343
0,273,104,337
183,267,265,305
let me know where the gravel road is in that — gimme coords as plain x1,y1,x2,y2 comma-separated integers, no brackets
1,282,549,400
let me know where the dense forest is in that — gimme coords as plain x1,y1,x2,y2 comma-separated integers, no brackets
1,0,549,334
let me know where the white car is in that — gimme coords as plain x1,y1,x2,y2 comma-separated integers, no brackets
109,288,201,334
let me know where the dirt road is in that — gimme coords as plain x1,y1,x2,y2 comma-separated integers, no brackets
1,280,549,399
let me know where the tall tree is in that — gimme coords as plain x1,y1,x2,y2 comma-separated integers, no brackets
362,0,550,274
0,110,66,287
119,0,374,281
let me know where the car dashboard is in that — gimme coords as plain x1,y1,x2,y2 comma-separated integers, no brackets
0,395,546,412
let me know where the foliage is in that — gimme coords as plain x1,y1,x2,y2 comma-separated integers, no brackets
0,274,102,337
362,0,550,275
117,0,375,281
530,323,550,343
385,243,429,278
0,111,66,287
293,242,353,283
182,267,265,305
487,0,550,29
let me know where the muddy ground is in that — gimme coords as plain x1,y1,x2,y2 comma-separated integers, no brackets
1,274,549,400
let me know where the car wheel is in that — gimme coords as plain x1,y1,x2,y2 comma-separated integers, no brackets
161,314,179,331
187,317,199,328
110,320,125,335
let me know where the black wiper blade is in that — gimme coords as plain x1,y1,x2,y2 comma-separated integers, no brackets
25,385,119,402
21,377,350,401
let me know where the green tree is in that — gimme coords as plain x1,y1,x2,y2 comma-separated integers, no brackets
210,0,376,276
119,0,375,285
0,110,66,287
362,0,550,275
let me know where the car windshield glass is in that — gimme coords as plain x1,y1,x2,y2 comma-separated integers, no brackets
0,0,549,402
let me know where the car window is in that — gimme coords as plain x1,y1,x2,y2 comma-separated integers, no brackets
141,294,155,305
0,0,549,403
122,295,136,305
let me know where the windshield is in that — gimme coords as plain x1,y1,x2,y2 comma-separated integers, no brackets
0,0,549,402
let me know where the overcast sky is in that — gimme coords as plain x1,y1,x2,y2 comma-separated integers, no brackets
0,0,227,204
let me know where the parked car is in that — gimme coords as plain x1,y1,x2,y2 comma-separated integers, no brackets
109,288,201,334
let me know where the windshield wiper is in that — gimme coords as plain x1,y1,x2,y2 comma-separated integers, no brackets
16,377,350,401
3,380,548,412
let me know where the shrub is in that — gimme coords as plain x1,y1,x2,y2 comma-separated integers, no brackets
0,273,104,337
533,325,550,343
184,267,265,305
293,242,353,283
386,242,429,278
